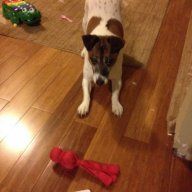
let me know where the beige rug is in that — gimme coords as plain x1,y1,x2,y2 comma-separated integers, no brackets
0,0,169,65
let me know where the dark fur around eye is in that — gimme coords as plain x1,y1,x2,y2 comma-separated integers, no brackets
104,57,113,66
90,57,98,64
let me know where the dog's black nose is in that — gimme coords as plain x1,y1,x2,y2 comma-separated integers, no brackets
101,67,109,77
96,78,104,86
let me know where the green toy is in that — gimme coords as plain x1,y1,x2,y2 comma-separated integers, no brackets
2,0,41,26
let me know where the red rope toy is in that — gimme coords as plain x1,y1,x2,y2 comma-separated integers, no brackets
50,147,120,186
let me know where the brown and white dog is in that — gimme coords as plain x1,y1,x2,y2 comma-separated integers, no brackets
78,0,125,116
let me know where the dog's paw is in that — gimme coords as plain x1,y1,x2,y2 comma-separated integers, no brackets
77,101,89,117
112,101,123,117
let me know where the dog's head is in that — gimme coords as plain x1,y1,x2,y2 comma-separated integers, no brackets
82,35,125,86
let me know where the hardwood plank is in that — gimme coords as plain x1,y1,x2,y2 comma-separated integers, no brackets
125,0,192,142
31,122,96,192
0,38,22,65
33,54,82,113
10,39,41,59
0,107,51,183
0,37,40,65
0,50,69,141
0,56,30,85
0,79,82,192
75,85,110,128
123,104,172,192
169,157,192,192
0,99,8,111
0,46,57,101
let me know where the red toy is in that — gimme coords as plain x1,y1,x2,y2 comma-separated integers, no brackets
50,147,120,186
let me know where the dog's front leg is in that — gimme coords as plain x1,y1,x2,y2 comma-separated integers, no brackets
78,78,91,116
112,79,123,116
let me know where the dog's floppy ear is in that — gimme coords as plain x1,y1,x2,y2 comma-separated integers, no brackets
82,35,100,51
108,36,125,53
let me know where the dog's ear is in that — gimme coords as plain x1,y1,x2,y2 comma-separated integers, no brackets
82,35,100,51
108,36,125,53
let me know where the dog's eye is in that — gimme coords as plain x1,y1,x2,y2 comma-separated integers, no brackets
104,57,113,66
90,57,98,64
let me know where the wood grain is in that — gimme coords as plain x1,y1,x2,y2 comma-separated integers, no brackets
0,107,51,183
0,37,40,65
0,51,69,141
0,99,8,111
0,79,82,192
0,46,57,101
169,157,192,192
33,54,82,113
0,55,33,85
0,37,23,65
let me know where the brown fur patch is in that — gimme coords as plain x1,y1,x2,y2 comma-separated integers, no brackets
88,36,120,67
88,37,111,58
106,19,124,38
88,36,118,75
86,17,102,34
82,35,124,77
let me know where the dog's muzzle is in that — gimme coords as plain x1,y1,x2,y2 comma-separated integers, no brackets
93,73,108,86
96,78,104,86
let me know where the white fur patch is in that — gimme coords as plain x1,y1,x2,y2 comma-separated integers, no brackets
93,73,100,83
112,100,123,116
78,101,90,116
93,73,108,84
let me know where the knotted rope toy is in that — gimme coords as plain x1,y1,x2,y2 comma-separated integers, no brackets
50,147,120,186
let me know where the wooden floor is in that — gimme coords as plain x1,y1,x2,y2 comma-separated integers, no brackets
0,0,192,191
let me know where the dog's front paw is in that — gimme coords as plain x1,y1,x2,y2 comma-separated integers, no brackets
112,101,123,117
77,101,90,117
